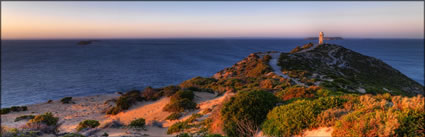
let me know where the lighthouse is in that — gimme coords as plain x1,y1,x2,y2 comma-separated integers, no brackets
319,32,324,45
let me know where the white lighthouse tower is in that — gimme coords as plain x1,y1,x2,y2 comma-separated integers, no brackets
319,32,324,45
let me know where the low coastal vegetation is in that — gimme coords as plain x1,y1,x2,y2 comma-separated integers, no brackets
163,89,197,112
23,112,60,134
2,43,424,137
1,106,27,114
166,112,183,120
60,133,86,137
60,97,73,104
106,90,144,115
167,113,204,134
221,90,278,137
76,120,100,131
128,118,146,128
14,115,35,122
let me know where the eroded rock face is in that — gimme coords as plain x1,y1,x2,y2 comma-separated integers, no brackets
278,44,424,95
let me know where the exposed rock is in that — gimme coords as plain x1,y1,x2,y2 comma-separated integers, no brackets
76,40,99,45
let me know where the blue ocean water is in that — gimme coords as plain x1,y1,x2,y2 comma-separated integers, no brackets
1,39,424,107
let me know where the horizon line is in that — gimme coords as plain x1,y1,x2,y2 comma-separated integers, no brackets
2,37,424,40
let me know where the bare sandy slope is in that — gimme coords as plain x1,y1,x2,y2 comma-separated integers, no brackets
1,94,119,133
1,92,227,136
298,127,333,137
2,91,329,137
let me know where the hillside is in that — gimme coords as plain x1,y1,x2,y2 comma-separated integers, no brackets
1,43,424,137
278,43,424,95
214,43,423,96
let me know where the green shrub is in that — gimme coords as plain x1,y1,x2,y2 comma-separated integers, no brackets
106,90,143,115
395,110,425,136
28,112,58,126
14,115,35,122
186,113,202,123
162,85,180,97
262,100,315,137
204,134,226,137
245,61,272,77
102,132,109,137
167,121,190,134
163,98,197,112
262,96,346,137
274,85,316,101
332,95,425,137
123,90,144,102
180,76,217,89
166,112,182,120
23,112,59,134
142,86,162,101
60,97,73,104
170,90,195,102
60,133,86,137
163,90,197,112
129,118,145,128
315,108,348,127
186,87,214,93
76,120,100,131
105,107,121,115
221,90,279,137
1,106,27,114
10,106,28,111
1,127,40,137
1,108,11,114
176,133,192,137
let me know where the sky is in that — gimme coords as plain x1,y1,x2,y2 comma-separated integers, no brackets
1,2,424,39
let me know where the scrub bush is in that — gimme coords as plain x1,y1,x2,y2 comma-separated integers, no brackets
129,118,146,128
262,96,346,137
14,115,35,122
167,121,190,134
163,90,197,112
106,90,143,115
1,106,27,114
163,98,197,112
221,90,278,137
332,95,425,137
142,86,162,101
60,97,73,104
162,85,180,97
24,112,59,134
28,112,58,126
76,120,100,131
166,112,182,120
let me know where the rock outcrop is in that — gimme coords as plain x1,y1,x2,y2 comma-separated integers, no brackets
278,44,424,95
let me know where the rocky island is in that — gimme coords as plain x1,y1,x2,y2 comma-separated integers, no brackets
1,43,424,137
77,40,99,45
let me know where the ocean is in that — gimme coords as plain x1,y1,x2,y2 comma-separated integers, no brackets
1,39,424,107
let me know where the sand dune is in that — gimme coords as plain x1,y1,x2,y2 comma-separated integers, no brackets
1,91,228,136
